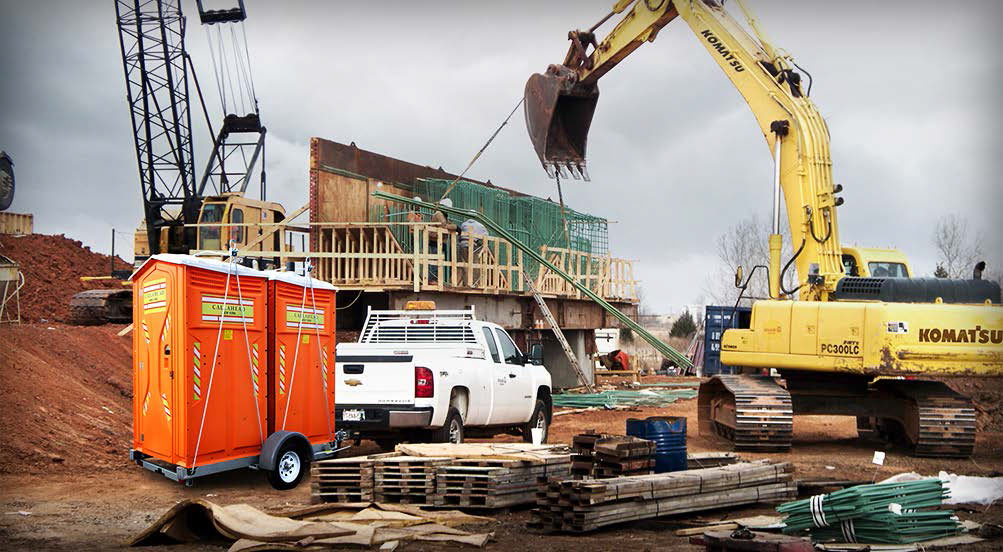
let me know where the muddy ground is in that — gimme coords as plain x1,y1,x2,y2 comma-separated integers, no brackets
1,326,1001,552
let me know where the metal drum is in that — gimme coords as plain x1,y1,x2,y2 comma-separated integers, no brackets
626,416,687,473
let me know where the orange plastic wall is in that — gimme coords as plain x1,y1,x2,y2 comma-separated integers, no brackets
267,280,337,444
132,260,269,469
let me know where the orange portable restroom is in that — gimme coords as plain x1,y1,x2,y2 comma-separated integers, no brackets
265,271,337,450
130,255,269,483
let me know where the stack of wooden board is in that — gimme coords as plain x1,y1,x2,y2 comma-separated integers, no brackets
373,456,452,505
571,433,654,479
310,456,376,503
529,460,795,533
434,454,571,509
593,436,655,478
685,452,739,469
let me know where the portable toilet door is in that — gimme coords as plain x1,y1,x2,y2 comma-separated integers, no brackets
132,260,181,465
266,270,337,449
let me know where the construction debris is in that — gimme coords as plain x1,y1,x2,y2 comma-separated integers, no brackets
529,460,795,533
551,388,698,408
879,471,1003,506
690,530,813,552
131,500,495,550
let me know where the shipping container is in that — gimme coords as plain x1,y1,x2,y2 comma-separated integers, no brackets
265,271,337,447
129,255,341,488
703,305,752,375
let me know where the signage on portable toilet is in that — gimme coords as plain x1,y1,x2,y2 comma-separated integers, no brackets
265,269,337,449
130,254,268,478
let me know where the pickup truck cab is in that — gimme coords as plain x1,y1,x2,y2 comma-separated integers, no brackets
335,304,553,449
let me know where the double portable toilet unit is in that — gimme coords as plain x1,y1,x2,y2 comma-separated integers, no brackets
129,254,339,488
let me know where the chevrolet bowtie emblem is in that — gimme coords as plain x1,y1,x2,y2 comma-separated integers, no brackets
344,379,362,386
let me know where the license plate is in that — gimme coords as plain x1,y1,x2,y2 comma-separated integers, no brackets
342,409,365,422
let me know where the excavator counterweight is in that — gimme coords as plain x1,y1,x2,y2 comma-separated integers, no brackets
524,66,597,180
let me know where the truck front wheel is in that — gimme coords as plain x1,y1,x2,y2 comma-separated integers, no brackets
521,400,549,443
431,407,464,444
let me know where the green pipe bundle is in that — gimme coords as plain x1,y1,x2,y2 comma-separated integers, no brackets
807,510,961,544
552,389,698,409
777,479,960,544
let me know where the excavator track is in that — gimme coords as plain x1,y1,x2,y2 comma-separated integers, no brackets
698,375,793,452
875,380,977,458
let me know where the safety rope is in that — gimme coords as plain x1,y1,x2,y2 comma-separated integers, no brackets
191,253,235,470
306,263,335,445
280,278,309,430
191,244,264,471
234,258,265,445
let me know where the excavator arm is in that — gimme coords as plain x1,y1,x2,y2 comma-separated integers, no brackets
525,0,845,300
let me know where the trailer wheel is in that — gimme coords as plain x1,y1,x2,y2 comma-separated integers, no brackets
267,442,309,490
430,407,464,444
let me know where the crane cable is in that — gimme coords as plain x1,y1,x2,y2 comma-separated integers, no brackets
438,97,525,202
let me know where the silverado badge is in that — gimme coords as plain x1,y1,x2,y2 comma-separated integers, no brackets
344,379,362,386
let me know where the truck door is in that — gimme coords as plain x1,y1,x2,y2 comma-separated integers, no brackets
491,328,532,424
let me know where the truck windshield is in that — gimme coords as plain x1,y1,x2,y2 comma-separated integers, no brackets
199,203,225,250
868,262,908,278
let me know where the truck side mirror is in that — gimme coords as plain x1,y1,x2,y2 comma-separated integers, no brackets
734,265,744,288
528,343,544,365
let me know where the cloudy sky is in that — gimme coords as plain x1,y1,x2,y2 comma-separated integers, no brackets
2,0,1001,313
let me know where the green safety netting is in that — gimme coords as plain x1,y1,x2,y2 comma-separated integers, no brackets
371,178,610,285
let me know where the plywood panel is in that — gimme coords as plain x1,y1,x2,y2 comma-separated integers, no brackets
315,171,368,224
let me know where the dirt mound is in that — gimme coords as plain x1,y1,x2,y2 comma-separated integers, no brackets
0,323,133,474
0,233,130,322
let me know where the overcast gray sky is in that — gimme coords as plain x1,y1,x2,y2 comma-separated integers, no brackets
2,0,1001,313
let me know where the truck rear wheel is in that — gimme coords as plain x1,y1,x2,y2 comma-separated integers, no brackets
521,400,549,443
431,407,464,444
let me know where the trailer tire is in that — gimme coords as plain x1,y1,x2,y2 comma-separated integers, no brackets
430,407,464,444
267,441,310,490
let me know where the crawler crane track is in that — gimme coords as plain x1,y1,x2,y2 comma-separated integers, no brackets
698,375,793,452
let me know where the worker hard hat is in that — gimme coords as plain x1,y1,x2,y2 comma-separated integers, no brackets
413,196,422,203
440,198,453,208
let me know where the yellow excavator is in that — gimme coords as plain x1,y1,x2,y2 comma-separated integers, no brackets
524,0,1003,457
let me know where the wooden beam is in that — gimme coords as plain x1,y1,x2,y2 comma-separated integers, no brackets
238,202,309,254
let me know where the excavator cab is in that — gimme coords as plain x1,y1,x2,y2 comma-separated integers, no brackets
524,65,598,181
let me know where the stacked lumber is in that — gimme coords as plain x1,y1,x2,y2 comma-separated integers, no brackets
310,456,375,503
373,456,451,505
529,460,795,533
571,433,654,479
434,454,571,509
685,452,739,469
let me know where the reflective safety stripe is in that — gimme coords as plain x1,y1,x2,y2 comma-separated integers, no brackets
143,391,150,415
142,322,150,345
251,343,260,396
160,315,170,342
278,345,286,395
320,345,329,390
161,392,172,421
193,341,202,401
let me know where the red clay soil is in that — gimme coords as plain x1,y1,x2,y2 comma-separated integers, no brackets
0,233,130,323
0,323,133,473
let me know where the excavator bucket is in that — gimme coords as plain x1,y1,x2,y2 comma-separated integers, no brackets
524,68,598,180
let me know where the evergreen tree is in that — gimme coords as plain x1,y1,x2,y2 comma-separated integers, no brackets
670,310,697,337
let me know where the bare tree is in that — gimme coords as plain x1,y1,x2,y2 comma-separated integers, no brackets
932,214,984,279
706,214,797,306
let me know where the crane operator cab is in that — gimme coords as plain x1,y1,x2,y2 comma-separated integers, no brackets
134,194,285,268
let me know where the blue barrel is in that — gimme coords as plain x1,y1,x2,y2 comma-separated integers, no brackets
626,416,687,473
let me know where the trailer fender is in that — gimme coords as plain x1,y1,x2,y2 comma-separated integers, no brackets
260,431,312,471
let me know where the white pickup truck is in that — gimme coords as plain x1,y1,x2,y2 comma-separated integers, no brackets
335,305,553,449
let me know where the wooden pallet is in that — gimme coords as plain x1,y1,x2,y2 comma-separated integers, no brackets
528,461,796,533
570,432,655,479
373,456,451,505
431,457,571,509
310,456,376,503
